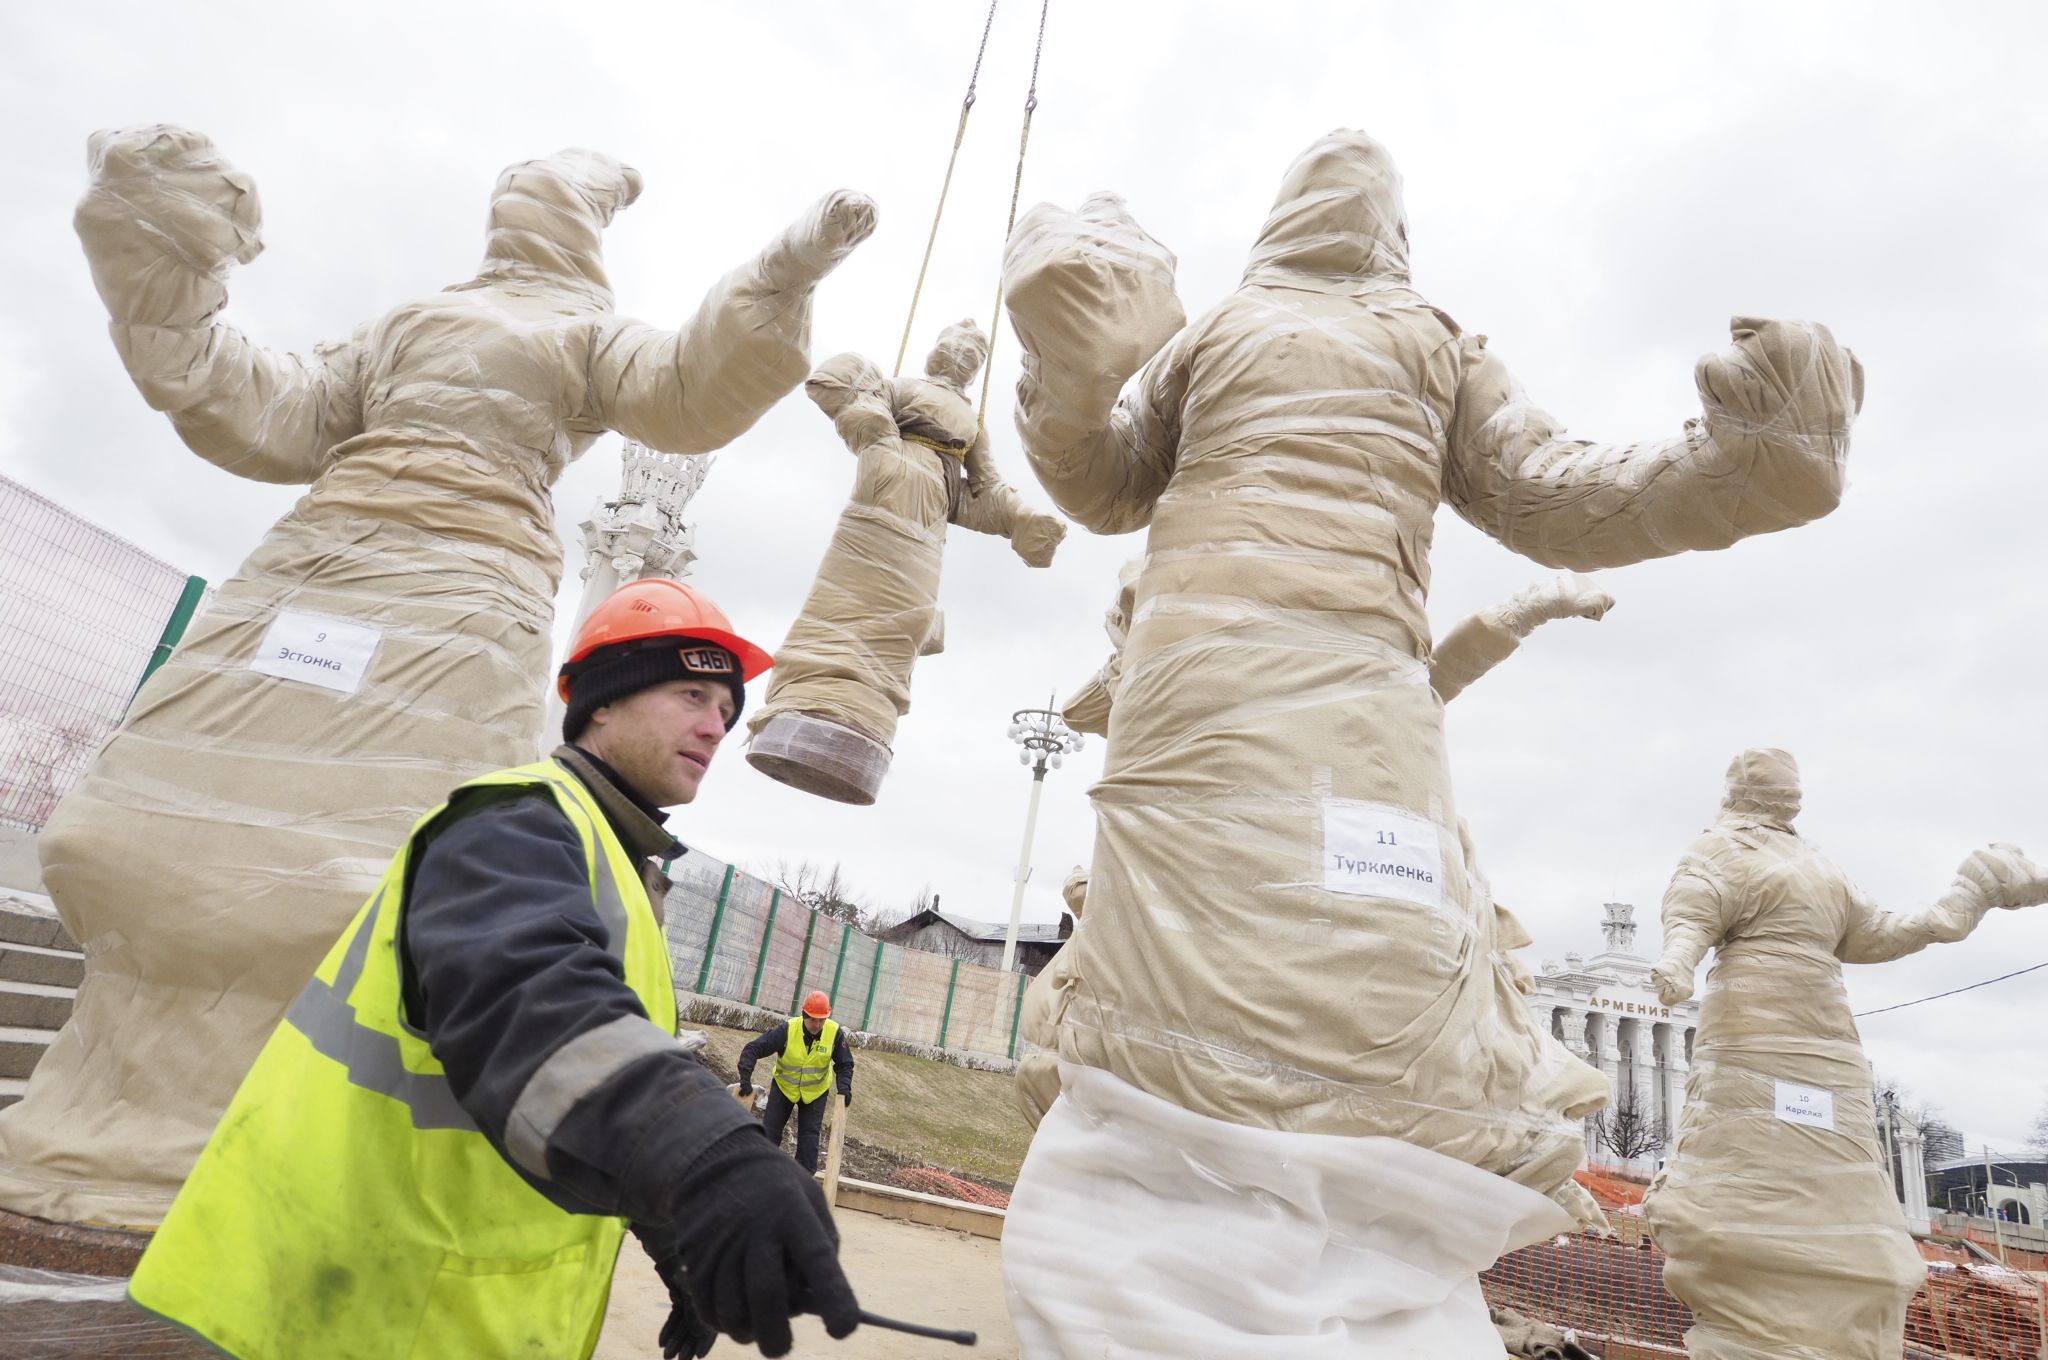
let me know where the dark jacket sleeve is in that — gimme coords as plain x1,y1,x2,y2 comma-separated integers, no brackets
735,1023,787,1084
833,1028,855,1096
403,789,751,1224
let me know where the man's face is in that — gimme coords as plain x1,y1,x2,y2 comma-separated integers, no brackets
803,1015,825,1038
586,676,736,808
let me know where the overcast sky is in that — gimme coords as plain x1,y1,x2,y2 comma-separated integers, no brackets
2,1,2042,1150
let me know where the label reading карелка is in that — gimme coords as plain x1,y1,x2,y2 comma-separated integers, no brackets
1773,1080,1836,1132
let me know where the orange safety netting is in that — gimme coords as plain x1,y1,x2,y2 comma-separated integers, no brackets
888,1168,1010,1209
1479,1225,2048,1360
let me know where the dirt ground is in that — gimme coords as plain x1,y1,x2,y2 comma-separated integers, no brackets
687,1024,1033,1188
595,1208,1019,1360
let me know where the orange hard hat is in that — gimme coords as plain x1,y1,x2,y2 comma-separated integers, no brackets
557,578,774,703
802,991,832,1020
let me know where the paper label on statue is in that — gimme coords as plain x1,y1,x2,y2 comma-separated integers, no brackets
1773,1080,1835,1132
1322,802,1442,907
251,611,381,695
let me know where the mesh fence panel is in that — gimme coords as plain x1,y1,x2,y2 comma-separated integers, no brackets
833,934,880,1026
661,855,731,988
795,915,847,1007
750,894,808,1011
0,475,202,832
894,948,957,1049
944,963,1023,1056
861,944,907,1036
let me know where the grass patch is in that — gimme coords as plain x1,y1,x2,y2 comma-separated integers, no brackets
690,1023,1034,1186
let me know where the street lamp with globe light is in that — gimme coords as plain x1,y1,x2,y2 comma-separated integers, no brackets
1001,699,1083,971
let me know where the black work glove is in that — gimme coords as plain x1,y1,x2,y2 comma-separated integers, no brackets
838,1088,852,1109
659,1124,861,1357
636,1228,719,1359
737,1077,753,1097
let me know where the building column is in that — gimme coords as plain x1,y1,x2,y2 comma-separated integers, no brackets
1898,1126,1929,1221
1556,1008,1590,1061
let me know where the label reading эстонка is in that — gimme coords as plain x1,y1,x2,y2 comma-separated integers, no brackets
251,611,380,696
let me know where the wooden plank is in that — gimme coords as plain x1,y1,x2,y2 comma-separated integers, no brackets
822,1093,849,1208
833,1177,1005,1241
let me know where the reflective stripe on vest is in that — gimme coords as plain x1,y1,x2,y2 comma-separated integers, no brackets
772,1016,839,1104
129,759,678,1360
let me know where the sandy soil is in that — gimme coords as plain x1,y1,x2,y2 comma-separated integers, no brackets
595,1208,1020,1360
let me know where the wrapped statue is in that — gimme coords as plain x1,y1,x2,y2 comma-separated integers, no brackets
1013,864,1092,1128
0,125,874,1228
1022,573,1617,1132
747,320,1066,804
1643,749,2048,1360
997,128,1864,1353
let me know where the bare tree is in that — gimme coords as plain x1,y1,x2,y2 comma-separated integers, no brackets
1594,1080,1667,1163
0,709,109,830
2030,1093,2048,1156
761,857,868,929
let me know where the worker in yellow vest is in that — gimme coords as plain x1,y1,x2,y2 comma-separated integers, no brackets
737,990,855,1173
128,579,859,1360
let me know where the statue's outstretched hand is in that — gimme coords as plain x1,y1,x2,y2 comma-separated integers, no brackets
1494,573,1614,638
760,189,878,293
1651,959,1695,1008
1956,844,2048,912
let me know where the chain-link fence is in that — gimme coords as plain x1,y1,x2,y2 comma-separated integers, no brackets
662,853,1031,1061
0,475,206,832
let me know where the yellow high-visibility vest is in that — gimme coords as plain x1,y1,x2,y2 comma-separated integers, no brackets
772,1017,840,1104
129,759,679,1359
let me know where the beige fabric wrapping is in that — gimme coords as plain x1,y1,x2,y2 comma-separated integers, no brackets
0,125,872,1227
750,324,1064,753
1014,867,1090,1127
1001,128,1864,1202
1642,750,2048,1360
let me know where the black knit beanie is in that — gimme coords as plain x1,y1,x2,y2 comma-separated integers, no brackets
561,638,745,741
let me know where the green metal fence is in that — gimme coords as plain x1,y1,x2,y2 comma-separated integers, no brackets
662,853,1033,1061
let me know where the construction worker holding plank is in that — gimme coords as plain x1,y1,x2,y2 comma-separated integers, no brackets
738,990,856,1175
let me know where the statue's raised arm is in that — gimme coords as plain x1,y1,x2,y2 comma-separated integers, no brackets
1001,192,1187,533
584,189,876,453
1446,316,1864,570
74,126,367,482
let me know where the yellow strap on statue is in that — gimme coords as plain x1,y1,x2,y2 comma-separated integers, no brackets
902,431,968,458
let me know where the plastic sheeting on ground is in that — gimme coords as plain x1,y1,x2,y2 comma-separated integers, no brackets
1000,127,1863,1217
1642,748,2048,1360
0,125,873,1228
747,323,1063,803
1003,1063,1571,1358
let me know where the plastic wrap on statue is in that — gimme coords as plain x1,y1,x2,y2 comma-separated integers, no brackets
999,127,1863,1351
747,321,1065,805
1014,866,1090,1128
1642,750,2048,1360
0,125,874,1228
1030,573,1616,1144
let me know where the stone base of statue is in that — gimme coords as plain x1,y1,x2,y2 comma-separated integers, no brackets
746,712,890,806
0,1208,210,1356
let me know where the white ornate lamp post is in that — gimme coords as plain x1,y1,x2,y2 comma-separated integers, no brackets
544,441,715,746
1001,699,1083,971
